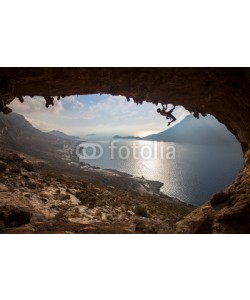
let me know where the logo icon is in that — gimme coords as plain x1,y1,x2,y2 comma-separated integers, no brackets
76,142,104,160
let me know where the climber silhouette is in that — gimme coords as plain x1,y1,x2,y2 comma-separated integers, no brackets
157,104,176,126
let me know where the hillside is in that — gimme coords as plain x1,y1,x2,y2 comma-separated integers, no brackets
48,130,80,140
0,148,193,234
0,113,78,161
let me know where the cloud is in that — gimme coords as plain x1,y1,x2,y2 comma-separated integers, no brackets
8,96,66,132
81,95,129,120
9,96,64,115
61,96,85,110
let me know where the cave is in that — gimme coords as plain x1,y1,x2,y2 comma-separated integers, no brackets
0,67,250,233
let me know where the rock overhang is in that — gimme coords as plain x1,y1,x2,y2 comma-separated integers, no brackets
0,67,249,233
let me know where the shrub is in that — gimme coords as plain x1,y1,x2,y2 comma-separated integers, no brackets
76,189,97,208
0,161,7,172
6,153,24,163
134,205,149,218
22,162,35,172
9,167,20,174
42,170,55,178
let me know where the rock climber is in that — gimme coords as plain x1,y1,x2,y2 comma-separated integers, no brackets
157,104,176,126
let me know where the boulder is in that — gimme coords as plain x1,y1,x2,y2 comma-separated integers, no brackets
210,192,231,207
53,194,71,201
4,209,32,228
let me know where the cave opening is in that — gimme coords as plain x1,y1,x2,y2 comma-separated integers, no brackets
5,93,244,206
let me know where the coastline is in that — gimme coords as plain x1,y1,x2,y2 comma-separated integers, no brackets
67,159,195,209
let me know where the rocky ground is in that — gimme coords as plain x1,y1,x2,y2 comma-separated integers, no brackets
0,151,193,234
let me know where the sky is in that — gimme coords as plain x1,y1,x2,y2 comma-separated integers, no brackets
8,94,190,138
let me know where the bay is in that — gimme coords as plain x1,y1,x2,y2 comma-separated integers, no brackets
81,140,243,205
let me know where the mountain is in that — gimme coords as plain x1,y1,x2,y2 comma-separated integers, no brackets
0,113,50,144
0,112,78,161
144,115,238,144
115,115,238,144
48,130,80,140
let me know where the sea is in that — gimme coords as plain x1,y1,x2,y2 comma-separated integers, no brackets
78,139,244,206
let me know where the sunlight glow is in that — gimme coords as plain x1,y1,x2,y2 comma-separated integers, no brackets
137,130,160,137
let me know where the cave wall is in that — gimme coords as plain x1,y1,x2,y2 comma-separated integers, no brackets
0,67,250,233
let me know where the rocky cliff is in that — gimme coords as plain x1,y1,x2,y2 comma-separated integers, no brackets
0,67,250,233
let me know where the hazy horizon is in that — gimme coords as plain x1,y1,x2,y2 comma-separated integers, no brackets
8,94,190,137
